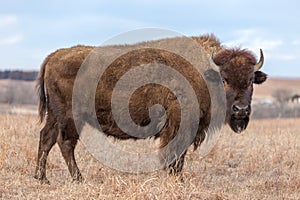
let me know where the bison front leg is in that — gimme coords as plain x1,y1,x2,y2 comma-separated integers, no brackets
57,129,82,182
159,123,188,176
34,121,58,184
168,150,187,175
160,126,186,175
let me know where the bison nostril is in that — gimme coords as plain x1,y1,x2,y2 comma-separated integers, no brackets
232,105,239,113
232,105,251,115
245,105,250,113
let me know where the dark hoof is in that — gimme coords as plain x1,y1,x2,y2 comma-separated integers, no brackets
168,167,181,175
72,173,83,183
168,168,185,183
34,174,50,185
40,178,51,185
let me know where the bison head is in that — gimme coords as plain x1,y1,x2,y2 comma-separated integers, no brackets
212,48,267,133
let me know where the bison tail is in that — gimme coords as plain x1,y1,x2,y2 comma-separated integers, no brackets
36,56,49,123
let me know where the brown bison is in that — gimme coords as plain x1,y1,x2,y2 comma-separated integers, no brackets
290,94,300,103
34,34,267,183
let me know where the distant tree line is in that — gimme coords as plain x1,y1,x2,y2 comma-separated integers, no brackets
0,70,38,81
251,89,300,119
0,80,38,105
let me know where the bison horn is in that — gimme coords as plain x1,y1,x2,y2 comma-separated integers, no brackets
209,48,219,71
254,49,264,72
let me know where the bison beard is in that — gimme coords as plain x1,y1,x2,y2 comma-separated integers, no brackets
230,116,250,133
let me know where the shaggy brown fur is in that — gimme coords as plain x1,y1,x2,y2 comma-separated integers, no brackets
191,34,223,54
34,34,267,183
214,49,257,90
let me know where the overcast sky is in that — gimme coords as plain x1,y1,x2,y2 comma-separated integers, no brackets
1,0,299,78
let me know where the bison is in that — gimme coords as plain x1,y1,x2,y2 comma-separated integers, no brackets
34,34,267,183
290,94,300,104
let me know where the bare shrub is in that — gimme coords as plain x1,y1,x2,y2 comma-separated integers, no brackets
272,89,291,104
252,102,300,119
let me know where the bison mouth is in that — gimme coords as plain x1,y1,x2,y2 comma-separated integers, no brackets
229,115,249,133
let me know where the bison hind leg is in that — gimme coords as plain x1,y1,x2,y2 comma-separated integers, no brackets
56,126,82,182
34,119,58,184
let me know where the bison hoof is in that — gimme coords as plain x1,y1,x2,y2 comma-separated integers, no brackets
40,178,51,185
34,175,50,185
168,171,185,183
168,167,183,175
72,173,83,183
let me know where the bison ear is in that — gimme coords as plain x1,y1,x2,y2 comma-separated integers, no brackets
254,71,267,84
204,69,222,83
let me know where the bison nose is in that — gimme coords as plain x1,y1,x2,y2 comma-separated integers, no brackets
232,104,250,116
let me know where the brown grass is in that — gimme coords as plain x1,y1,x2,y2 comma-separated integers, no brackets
0,114,299,199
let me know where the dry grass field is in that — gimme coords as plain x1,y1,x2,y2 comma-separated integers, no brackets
0,113,299,200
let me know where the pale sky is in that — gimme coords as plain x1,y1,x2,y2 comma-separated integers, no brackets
1,0,299,78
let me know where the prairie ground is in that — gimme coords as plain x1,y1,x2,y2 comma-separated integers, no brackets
0,113,299,199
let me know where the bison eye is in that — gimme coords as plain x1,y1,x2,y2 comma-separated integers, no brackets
222,78,228,85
